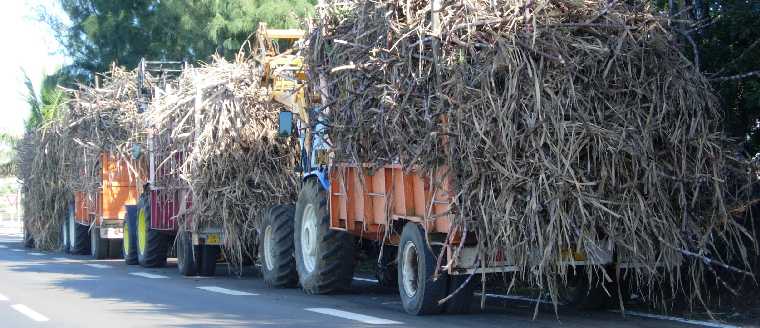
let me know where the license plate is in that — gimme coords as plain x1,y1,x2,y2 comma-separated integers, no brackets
206,234,221,245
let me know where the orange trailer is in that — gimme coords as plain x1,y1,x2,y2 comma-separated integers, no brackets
68,153,140,259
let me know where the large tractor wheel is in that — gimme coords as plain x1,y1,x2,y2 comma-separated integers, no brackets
91,227,109,260
177,232,198,276
294,178,354,294
259,204,298,288
123,216,138,265
136,199,168,267
397,222,447,315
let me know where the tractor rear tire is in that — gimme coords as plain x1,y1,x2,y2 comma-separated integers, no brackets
177,232,198,276
259,204,298,288
136,200,168,267
91,227,109,260
123,216,138,265
294,178,354,294
199,245,220,276
397,222,446,315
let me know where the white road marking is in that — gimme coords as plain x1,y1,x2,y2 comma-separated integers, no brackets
0,245,7,248
11,249,22,252
84,264,111,269
53,257,70,261
305,308,402,325
0,293,8,301
196,286,258,296
611,310,739,328
129,272,168,279
29,252,45,256
476,292,557,305
353,277,379,283
11,304,50,322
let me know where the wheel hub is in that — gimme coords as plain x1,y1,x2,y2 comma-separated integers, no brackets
300,204,318,273
263,225,275,271
137,209,147,254
402,241,420,298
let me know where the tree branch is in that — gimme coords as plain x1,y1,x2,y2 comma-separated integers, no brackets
709,70,760,82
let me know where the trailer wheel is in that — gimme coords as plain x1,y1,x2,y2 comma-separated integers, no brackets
556,271,612,310
376,245,398,288
443,274,478,314
23,222,34,248
123,216,138,265
259,204,298,288
177,232,198,276
61,206,71,253
68,213,90,255
91,227,109,260
397,222,446,315
108,239,123,259
199,245,220,276
136,201,168,267
294,178,354,294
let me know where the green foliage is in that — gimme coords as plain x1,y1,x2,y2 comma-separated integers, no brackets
23,71,69,132
43,0,316,79
657,0,760,152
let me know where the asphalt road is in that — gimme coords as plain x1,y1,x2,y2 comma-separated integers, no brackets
0,233,741,328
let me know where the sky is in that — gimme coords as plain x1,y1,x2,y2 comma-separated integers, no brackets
0,1,67,136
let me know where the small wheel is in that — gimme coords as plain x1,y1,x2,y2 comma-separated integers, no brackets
91,227,109,260
177,232,198,276
69,213,90,255
443,274,478,314
397,222,447,315
294,178,354,294
123,215,138,265
259,204,298,288
199,245,220,276
556,270,613,310
61,205,71,253
108,239,123,259
375,245,398,288
23,222,34,248
136,196,168,267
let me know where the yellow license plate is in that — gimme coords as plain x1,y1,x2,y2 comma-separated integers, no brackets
206,234,221,245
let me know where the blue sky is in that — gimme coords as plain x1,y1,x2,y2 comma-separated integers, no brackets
0,1,67,136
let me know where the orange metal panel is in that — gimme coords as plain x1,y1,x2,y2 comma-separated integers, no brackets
101,153,137,187
328,163,453,241
100,184,139,220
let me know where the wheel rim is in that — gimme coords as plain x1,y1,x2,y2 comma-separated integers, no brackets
137,208,147,255
401,240,420,298
91,228,97,255
68,209,76,249
123,220,130,255
264,225,275,271
300,204,318,273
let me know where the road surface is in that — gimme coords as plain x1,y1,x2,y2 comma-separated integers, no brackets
0,232,740,328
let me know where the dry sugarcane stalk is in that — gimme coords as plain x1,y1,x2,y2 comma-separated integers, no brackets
148,54,300,273
307,0,758,313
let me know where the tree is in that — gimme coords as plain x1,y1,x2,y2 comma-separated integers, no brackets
656,0,760,152
41,0,316,81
